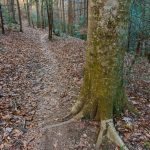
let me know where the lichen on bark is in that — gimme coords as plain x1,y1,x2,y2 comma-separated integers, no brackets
72,0,131,121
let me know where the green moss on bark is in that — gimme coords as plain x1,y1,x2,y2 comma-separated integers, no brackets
72,0,131,121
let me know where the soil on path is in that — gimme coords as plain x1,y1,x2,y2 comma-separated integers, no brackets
0,25,149,150
21,26,98,150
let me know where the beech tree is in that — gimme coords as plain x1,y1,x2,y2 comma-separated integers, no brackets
68,0,131,149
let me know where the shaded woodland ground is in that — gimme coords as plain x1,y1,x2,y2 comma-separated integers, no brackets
0,22,150,150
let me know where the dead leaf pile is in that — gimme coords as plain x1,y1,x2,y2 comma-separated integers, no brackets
0,31,42,149
0,26,149,150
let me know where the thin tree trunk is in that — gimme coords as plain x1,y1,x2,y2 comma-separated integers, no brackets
127,20,131,52
35,0,41,28
11,0,16,22
83,0,86,18
79,0,82,17
41,0,44,29
30,4,35,28
8,0,16,23
57,0,62,33
62,0,65,32
26,0,31,26
0,3,5,34
44,8,47,28
32,19,35,28
86,0,88,25
46,0,53,40
73,0,75,23
68,0,73,35
16,0,22,32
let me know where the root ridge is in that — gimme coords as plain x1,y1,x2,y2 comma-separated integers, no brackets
42,111,85,131
42,118,75,131
96,119,128,150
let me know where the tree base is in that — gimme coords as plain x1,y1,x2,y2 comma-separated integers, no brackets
42,116,128,150
96,119,128,150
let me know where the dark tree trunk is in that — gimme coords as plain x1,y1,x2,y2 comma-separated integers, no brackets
86,0,88,25
9,0,16,23
62,0,65,32
0,4,5,34
68,0,73,35
26,0,31,26
16,0,23,32
84,0,86,17
41,0,45,29
46,0,53,40
35,0,41,28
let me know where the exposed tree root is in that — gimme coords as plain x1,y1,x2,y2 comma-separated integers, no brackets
42,118,75,131
42,111,128,150
42,109,85,131
42,95,128,150
96,119,128,150
71,100,85,115
61,113,74,122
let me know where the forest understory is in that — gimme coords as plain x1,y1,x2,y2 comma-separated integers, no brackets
0,25,150,150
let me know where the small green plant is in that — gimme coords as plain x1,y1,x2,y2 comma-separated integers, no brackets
144,142,150,149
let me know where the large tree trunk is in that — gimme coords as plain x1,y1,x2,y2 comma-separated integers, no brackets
73,0,130,120
71,0,130,149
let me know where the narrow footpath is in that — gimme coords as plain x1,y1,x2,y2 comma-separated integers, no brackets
22,26,97,150
0,25,149,150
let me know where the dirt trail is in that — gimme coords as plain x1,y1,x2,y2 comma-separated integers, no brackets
1,25,149,149
20,26,97,150
23,26,150,150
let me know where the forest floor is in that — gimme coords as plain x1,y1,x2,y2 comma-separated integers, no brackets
0,25,150,150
